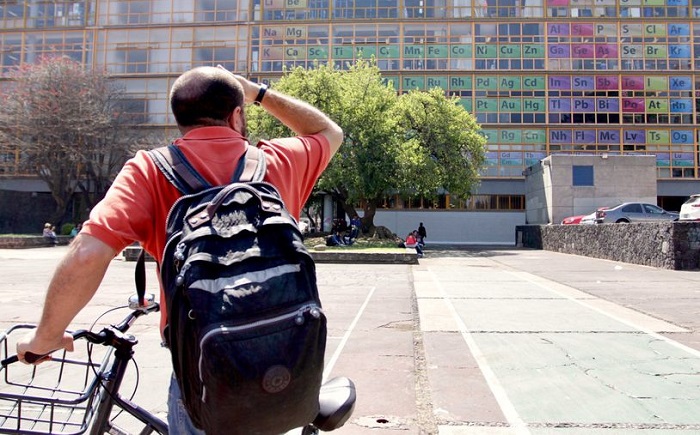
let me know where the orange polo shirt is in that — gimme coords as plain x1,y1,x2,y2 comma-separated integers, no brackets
81,127,331,332
82,126,331,262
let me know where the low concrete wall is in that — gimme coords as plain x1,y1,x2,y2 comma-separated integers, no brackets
374,210,525,245
516,222,700,270
0,236,71,249
122,245,418,265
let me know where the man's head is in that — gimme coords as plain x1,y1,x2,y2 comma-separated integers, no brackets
170,67,246,135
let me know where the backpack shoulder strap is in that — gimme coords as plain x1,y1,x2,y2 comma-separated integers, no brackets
147,144,211,194
148,143,267,193
234,145,267,183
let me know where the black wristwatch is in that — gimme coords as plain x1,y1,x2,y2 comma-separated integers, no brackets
254,84,268,105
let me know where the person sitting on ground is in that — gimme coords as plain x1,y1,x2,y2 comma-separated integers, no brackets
42,223,58,245
348,215,361,243
404,231,424,257
326,230,347,247
342,231,354,246
70,223,83,238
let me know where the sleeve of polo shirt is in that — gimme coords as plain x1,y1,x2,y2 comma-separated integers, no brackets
259,134,332,219
80,151,159,253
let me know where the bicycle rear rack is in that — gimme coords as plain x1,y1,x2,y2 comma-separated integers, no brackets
0,325,107,434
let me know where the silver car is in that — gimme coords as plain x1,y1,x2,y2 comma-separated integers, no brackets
595,202,679,224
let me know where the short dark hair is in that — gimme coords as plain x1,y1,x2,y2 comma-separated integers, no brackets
170,67,245,128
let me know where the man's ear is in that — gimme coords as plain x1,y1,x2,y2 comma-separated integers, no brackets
229,106,243,132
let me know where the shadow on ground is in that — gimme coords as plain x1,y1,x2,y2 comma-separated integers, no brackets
423,245,522,258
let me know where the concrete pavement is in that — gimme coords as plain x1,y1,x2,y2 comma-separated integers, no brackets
0,246,698,434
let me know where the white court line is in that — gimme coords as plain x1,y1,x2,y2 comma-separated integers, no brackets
322,286,376,382
426,268,531,435
506,270,700,359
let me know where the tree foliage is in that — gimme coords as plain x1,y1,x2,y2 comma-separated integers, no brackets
0,56,147,225
246,60,486,229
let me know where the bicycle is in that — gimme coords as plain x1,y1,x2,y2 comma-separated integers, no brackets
0,293,356,435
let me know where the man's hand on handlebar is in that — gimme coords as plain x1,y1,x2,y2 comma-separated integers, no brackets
16,329,74,364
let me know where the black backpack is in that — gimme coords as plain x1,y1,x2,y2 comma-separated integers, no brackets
145,144,326,434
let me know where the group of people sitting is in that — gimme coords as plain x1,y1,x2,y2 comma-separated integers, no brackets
42,223,58,245
42,222,83,246
401,222,427,257
326,215,362,247
403,230,425,257
324,217,428,260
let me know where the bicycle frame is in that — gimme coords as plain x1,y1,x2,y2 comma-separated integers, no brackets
0,294,168,435
87,294,167,435
88,340,167,434
1,293,355,435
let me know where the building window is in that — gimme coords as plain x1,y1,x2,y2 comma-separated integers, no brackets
377,194,525,210
197,0,239,21
572,165,594,186
117,1,150,24
117,97,149,124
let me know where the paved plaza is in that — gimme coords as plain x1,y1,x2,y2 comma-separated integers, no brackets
0,246,699,434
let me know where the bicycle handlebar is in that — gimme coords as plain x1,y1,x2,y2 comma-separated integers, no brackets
1,299,160,367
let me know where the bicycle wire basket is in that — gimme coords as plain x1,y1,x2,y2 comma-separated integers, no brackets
0,325,110,434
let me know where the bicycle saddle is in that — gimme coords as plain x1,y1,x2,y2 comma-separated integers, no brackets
313,376,356,431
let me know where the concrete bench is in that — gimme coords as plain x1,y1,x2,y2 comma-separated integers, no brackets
122,245,154,262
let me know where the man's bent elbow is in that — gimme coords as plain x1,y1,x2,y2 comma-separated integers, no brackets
69,234,118,269
324,123,344,155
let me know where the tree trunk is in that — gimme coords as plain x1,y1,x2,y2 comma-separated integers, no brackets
341,202,357,221
51,196,66,228
362,200,378,229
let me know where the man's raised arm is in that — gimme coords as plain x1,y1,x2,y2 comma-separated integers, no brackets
221,68,343,155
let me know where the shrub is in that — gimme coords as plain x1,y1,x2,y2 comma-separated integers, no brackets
61,223,75,236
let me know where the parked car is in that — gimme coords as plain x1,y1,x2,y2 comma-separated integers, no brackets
298,217,316,234
595,202,679,224
562,208,602,225
679,194,700,221
580,211,599,225
561,214,585,225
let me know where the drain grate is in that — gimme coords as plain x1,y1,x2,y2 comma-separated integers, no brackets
355,415,409,430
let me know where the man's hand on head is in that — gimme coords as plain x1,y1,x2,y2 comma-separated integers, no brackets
215,64,343,154
216,65,262,104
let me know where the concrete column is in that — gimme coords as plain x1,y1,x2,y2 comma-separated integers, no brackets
323,194,333,232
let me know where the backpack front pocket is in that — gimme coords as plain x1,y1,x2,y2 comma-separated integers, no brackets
196,305,326,434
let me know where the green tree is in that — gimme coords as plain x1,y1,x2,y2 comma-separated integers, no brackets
246,60,486,231
0,56,146,225
392,88,486,203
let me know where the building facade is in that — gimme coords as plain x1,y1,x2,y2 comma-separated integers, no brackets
1,0,699,242
524,154,658,225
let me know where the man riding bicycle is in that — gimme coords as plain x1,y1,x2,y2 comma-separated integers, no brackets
16,66,343,433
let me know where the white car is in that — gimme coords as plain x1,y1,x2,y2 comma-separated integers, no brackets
298,217,316,234
679,194,700,221
580,211,597,225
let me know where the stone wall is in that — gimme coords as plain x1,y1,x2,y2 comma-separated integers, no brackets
0,236,71,249
516,222,700,270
